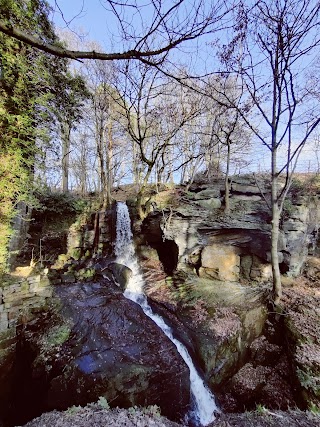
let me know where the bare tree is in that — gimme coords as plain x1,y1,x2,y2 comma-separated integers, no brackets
206,76,252,212
111,61,203,217
81,58,130,205
217,0,320,303
0,0,231,65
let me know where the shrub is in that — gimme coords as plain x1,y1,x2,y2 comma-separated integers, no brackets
97,396,110,410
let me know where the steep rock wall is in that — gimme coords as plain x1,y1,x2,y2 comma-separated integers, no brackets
140,178,319,282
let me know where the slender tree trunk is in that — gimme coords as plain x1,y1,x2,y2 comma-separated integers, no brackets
79,136,87,196
271,147,282,305
271,202,282,304
132,141,140,185
61,121,71,193
104,117,113,208
224,141,231,213
166,145,174,184
96,118,107,205
136,166,152,219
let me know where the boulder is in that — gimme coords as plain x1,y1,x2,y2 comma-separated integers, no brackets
200,244,240,282
194,188,221,199
11,282,190,425
231,363,272,404
231,183,261,195
107,262,133,290
250,336,282,366
196,198,222,210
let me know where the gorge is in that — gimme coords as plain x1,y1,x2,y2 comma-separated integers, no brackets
0,176,319,427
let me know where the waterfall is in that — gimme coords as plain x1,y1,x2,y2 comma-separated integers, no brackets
114,201,218,426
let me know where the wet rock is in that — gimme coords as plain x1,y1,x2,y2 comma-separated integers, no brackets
107,262,133,290
13,282,190,425
61,272,76,283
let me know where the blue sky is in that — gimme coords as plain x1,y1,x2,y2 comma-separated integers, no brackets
47,0,117,50
47,0,215,73
46,1,320,174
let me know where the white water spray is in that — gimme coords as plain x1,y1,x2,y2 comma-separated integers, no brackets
114,201,218,426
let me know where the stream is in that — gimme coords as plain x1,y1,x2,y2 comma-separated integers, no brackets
114,201,218,426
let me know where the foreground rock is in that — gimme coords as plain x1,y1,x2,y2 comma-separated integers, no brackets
214,410,320,427
9,280,190,426
19,405,320,427
20,405,181,427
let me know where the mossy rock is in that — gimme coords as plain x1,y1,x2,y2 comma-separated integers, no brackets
44,324,71,348
76,268,96,281
70,248,82,260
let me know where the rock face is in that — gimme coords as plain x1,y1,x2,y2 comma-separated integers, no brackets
135,177,320,413
67,208,115,259
283,274,320,409
140,176,320,282
147,280,269,411
9,281,190,426
199,244,241,281
7,202,32,270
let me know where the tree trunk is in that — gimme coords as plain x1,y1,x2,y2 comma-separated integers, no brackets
61,121,71,193
132,141,140,185
136,187,145,220
136,167,152,219
104,117,113,208
271,145,282,305
224,141,231,213
271,203,282,304
96,119,107,206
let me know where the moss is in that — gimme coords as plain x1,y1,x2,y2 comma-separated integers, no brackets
297,367,320,397
66,405,82,415
76,268,95,281
309,402,320,415
97,396,110,410
71,248,81,260
44,324,71,348
0,273,18,288
52,253,71,269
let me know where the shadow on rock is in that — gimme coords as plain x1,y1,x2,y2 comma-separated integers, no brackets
8,280,190,426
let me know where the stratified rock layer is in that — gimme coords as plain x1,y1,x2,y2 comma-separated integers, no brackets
141,177,320,282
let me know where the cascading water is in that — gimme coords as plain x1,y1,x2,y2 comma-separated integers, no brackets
114,201,218,426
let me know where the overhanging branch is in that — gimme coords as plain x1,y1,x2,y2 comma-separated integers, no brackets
0,20,182,62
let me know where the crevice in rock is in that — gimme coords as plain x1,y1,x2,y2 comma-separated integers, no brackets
155,239,179,275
